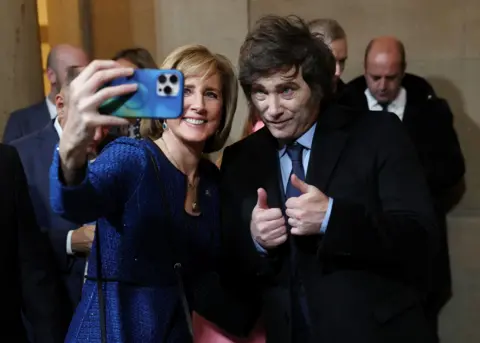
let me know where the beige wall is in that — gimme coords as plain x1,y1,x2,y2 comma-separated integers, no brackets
0,0,44,136
46,0,84,47
90,0,157,60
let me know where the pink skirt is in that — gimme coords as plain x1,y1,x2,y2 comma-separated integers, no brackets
193,312,265,343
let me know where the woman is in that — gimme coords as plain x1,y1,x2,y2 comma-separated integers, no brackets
112,47,159,139
50,44,237,342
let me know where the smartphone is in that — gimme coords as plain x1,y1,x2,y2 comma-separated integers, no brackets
98,69,184,119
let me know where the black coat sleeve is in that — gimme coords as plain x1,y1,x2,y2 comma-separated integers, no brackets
12,147,70,343
193,146,263,338
321,114,438,293
418,99,465,196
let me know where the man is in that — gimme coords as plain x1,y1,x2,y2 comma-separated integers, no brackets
215,16,438,343
0,143,68,342
3,44,89,143
11,66,107,316
308,18,348,93
342,36,465,340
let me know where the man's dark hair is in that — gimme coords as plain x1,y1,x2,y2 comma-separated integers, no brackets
239,15,336,103
112,47,158,69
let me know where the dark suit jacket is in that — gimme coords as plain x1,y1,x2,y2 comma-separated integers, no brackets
336,78,346,95
342,73,465,311
0,144,68,342
11,122,86,313
342,73,465,197
3,100,51,144
214,104,438,343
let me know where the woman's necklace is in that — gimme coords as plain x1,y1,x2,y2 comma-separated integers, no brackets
160,138,200,212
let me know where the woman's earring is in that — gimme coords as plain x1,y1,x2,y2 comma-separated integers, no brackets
162,121,168,130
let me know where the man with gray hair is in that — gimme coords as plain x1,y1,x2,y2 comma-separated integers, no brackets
308,18,348,93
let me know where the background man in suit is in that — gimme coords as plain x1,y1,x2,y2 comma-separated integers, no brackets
342,36,465,341
3,44,89,143
11,66,103,317
0,143,68,342
307,18,348,94
215,15,438,343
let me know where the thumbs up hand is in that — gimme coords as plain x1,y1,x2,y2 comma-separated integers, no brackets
251,188,287,249
285,174,329,236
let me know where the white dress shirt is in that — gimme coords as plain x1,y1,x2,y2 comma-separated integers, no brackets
364,87,407,121
53,116,62,137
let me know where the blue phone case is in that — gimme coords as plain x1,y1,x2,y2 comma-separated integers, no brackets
98,69,184,119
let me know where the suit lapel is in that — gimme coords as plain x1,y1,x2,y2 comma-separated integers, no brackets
255,129,284,210
39,120,59,148
306,105,351,192
252,105,354,204
34,101,52,128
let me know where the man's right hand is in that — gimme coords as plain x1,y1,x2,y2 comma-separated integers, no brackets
250,188,287,249
71,225,95,254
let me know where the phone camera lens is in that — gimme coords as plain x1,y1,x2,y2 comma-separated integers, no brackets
164,86,172,95
169,75,178,84
158,75,167,84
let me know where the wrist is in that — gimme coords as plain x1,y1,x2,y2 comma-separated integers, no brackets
59,140,88,170
70,228,87,254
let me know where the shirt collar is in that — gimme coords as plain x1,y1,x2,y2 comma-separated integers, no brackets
390,87,407,113
278,122,317,157
53,116,62,137
46,97,57,119
364,87,407,112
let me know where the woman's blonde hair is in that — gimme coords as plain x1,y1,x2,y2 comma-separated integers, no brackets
140,44,238,153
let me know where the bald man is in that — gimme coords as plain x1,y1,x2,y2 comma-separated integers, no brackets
3,44,89,143
343,36,465,342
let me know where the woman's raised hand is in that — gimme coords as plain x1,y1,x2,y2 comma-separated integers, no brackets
59,60,138,170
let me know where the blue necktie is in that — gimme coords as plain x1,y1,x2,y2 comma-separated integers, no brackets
286,143,305,198
284,143,311,339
